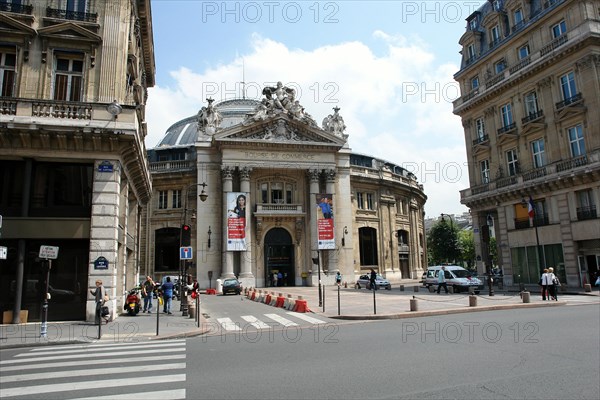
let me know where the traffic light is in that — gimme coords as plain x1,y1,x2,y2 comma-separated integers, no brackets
181,224,191,246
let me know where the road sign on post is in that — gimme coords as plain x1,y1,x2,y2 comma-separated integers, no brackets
39,245,59,260
180,246,193,260
38,245,59,338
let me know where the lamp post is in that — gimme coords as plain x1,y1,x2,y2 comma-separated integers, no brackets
440,213,456,263
521,197,544,277
486,213,494,296
341,226,348,247
180,182,208,316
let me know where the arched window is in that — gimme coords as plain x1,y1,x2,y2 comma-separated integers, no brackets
359,227,378,266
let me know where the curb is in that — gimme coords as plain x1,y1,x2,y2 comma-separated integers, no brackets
327,300,567,320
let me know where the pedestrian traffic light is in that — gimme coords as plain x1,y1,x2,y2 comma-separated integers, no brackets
181,224,191,246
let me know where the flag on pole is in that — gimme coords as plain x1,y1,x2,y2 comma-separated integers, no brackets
528,196,535,221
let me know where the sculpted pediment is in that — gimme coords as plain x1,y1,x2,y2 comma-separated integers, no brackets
0,13,36,37
38,22,101,43
214,115,345,147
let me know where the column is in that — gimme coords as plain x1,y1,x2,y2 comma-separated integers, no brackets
221,167,235,278
308,169,320,285
325,169,337,274
239,167,254,280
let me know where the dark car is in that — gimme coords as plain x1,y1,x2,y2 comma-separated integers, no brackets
222,278,242,295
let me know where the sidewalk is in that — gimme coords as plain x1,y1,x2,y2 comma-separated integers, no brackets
1,282,597,349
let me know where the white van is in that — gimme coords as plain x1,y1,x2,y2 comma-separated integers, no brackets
424,265,483,293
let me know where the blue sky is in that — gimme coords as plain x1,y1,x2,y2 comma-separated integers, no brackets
146,0,485,217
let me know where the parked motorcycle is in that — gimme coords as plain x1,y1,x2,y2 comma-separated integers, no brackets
124,288,141,316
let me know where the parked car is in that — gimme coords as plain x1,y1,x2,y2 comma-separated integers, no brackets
424,265,483,293
222,278,242,295
355,274,391,290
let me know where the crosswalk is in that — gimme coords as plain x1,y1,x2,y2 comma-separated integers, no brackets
0,340,187,399
213,311,328,332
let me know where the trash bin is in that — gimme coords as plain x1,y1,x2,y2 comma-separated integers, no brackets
216,279,223,294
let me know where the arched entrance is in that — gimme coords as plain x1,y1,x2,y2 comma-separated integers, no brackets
264,228,294,287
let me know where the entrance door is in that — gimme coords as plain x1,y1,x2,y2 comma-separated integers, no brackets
264,228,294,287
586,255,599,286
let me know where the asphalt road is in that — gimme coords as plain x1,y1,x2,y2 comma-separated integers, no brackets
187,303,599,399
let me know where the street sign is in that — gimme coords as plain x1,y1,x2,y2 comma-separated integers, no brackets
180,246,193,260
39,245,59,259
0,246,7,259
94,256,109,269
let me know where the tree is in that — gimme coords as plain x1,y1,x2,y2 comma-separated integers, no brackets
458,229,475,269
490,236,498,267
426,218,460,265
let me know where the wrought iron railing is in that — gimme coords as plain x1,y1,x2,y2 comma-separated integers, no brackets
0,1,33,14
46,6,98,23
555,93,582,110
514,213,549,230
577,205,597,221
522,110,544,124
497,123,517,135
472,134,489,146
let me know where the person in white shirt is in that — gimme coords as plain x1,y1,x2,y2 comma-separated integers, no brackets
540,268,557,300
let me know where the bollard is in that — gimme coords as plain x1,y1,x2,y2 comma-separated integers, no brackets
469,295,477,307
399,285,405,291
188,302,196,318
413,285,419,292
428,285,435,293
584,284,591,292
448,286,454,294
522,291,530,303
409,297,418,311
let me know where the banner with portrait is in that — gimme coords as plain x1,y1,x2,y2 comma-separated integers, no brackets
227,192,247,251
316,193,335,249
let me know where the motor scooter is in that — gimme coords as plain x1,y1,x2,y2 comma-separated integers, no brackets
124,288,141,316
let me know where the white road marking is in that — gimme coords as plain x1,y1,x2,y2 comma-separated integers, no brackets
241,315,271,329
217,317,241,331
264,313,298,327
286,312,327,325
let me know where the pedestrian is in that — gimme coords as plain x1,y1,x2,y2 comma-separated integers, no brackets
437,266,449,294
161,276,174,314
548,267,559,301
370,268,377,290
90,279,108,324
277,271,283,287
141,275,154,313
335,271,342,286
273,272,278,287
539,268,550,300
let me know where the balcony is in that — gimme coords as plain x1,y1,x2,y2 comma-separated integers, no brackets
511,20,527,33
46,6,98,23
540,34,568,57
255,204,304,216
472,134,489,146
556,155,587,173
522,166,546,182
497,122,517,135
0,1,33,14
577,205,597,221
398,244,410,254
555,93,582,110
0,98,17,115
32,100,92,120
150,160,195,173
485,71,506,87
514,213,549,230
522,110,544,125
509,56,531,74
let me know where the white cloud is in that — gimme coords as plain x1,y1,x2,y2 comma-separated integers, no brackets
145,31,468,216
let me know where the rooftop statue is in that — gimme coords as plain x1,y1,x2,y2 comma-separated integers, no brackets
197,97,222,134
322,106,347,138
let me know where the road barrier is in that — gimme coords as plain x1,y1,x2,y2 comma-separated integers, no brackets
294,296,309,313
409,297,418,311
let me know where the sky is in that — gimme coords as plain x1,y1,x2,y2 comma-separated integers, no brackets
146,0,486,218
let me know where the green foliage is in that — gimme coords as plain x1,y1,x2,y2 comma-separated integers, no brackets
458,229,475,268
490,236,498,266
426,218,460,265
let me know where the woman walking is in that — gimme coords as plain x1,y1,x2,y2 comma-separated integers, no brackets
90,279,107,324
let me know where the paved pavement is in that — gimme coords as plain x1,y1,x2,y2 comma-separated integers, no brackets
1,280,598,349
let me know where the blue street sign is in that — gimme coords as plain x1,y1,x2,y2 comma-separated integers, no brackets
180,246,193,260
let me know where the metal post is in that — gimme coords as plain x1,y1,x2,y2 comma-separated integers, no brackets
196,292,200,328
156,294,160,336
337,284,340,316
373,283,377,314
40,259,51,338
317,250,322,307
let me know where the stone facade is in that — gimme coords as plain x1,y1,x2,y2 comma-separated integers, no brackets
454,0,600,287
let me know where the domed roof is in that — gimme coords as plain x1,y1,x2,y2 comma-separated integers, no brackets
155,99,260,148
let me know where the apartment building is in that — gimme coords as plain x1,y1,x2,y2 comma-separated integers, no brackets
453,0,599,287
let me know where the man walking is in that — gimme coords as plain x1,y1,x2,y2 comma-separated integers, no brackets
437,266,449,294
142,276,154,313
161,277,174,314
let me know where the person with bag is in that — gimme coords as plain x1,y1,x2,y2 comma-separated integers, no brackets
90,279,108,324
161,276,174,314
141,275,154,313
548,267,559,300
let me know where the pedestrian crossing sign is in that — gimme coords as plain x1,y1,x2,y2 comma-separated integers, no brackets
180,246,193,260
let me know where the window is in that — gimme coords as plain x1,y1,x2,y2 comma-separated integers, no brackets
491,25,501,44
576,190,596,220
356,192,364,209
0,47,16,97
492,0,502,11
531,139,546,168
469,18,478,31
559,71,577,101
158,191,168,209
506,149,519,176
471,76,479,90
366,193,374,210
65,0,87,12
467,44,476,60
518,44,530,60
259,181,296,204
495,60,506,74
480,159,490,184
359,227,378,266
524,91,539,115
53,52,83,101
514,9,524,26
172,190,181,209
567,124,585,157
551,20,567,39
500,103,513,127
476,117,485,139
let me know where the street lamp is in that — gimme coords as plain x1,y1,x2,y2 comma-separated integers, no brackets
483,213,494,296
180,182,208,316
341,226,348,247
521,197,544,277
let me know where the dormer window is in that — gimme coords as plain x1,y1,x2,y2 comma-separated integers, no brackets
514,9,523,25
471,76,479,90
492,0,502,11
551,20,567,39
495,59,506,74
469,18,478,31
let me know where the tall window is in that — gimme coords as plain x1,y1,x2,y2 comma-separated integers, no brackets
514,9,523,26
158,190,168,209
551,20,567,38
359,227,378,266
366,193,374,210
53,53,83,101
476,117,485,139
576,189,596,220
560,71,577,101
491,25,501,44
500,103,513,127
480,159,490,184
524,91,539,115
471,76,479,90
567,124,585,157
495,59,506,74
506,149,519,176
518,44,530,60
259,180,296,204
172,189,181,209
531,139,546,168
66,0,87,12
356,192,364,209
0,47,16,97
